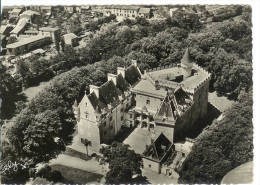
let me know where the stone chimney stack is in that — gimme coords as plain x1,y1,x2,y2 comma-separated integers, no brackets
117,67,126,78
132,59,137,67
107,73,117,86
89,85,99,98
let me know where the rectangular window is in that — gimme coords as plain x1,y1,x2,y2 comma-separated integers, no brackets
121,116,123,121
109,116,112,121
149,164,151,168
130,114,132,118
146,99,150,105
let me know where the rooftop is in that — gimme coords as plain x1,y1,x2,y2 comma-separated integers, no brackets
10,18,28,34
6,35,50,49
39,27,60,32
143,133,173,162
63,33,78,40
20,10,40,16
139,8,151,14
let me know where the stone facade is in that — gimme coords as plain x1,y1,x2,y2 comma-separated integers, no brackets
74,48,211,157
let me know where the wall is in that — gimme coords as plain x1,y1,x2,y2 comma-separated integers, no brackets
78,95,101,153
135,94,162,114
143,158,161,173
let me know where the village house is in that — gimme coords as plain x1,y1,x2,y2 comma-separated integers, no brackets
64,6,76,14
9,8,24,19
138,8,152,19
103,6,140,19
6,35,52,55
62,33,79,47
10,18,29,37
73,48,211,171
19,10,41,24
38,27,61,42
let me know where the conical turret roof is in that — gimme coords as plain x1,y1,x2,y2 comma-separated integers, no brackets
181,48,193,67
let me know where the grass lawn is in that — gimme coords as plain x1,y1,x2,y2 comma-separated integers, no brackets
51,164,103,184
23,81,52,101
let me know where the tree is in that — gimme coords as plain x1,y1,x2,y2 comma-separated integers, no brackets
100,142,143,184
178,91,253,184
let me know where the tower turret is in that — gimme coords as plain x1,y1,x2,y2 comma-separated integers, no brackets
181,48,193,79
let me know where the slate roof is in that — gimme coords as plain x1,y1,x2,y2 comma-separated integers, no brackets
181,48,193,67
86,64,141,114
125,65,141,85
143,133,173,162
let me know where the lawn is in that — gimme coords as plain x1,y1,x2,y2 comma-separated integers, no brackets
51,164,103,184
23,81,52,101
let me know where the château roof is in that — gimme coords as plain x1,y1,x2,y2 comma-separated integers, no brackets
181,48,193,67
143,133,173,162
86,63,141,114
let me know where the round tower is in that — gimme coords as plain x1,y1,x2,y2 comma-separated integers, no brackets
181,48,193,79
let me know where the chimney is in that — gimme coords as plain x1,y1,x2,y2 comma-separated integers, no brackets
132,59,137,67
89,85,99,98
107,73,117,86
117,67,126,78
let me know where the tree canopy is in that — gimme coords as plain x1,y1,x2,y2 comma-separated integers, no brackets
100,142,143,184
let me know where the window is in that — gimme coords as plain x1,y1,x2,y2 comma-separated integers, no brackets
146,99,150,105
121,116,123,121
104,122,106,126
130,114,133,118
148,164,151,168
109,116,112,121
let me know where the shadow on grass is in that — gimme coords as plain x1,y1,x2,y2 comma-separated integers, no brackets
51,164,103,184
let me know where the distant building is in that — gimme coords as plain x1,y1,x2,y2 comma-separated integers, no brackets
62,33,79,47
23,30,39,36
80,6,91,14
9,8,24,19
103,6,140,19
6,35,51,55
40,6,52,15
138,8,152,19
19,10,41,24
169,8,179,17
39,27,61,42
10,18,29,37
64,6,76,13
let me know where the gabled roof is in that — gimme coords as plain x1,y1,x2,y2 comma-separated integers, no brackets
10,18,28,34
63,33,78,40
99,80,121,107
125,65,141,85
116,73,130,92
143,133,173,162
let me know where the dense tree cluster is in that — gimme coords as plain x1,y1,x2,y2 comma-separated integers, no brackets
100,142,143,184
178,91,253,184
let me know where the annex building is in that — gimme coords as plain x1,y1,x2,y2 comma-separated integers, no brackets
73,48,211,174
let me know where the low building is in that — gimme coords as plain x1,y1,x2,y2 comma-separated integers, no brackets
40,6,52,16
0,25,14,36
80,6,91,14
138,8,152,19
23,30,39,36
10,18,29,37
6,35,51,55
64,6,76,13
19,10,40,24
39,27,61,42
143,133,174,173
62,33,79,47
104,6,139,19
9,8,24,18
